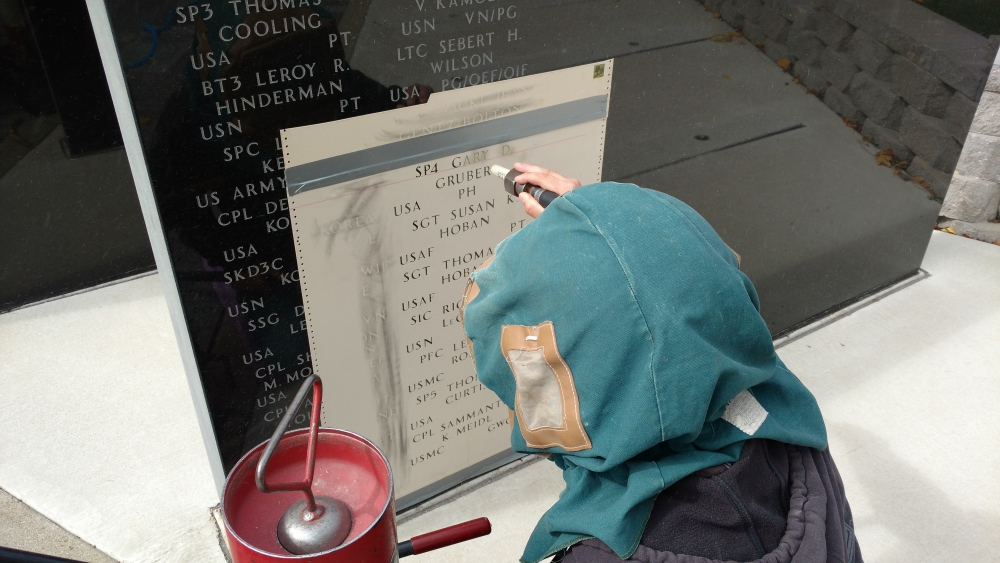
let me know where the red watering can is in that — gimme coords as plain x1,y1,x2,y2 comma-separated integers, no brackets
221,375,491,562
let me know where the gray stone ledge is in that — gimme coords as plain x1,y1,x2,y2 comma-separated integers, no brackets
766,0,822,23
720,0,745,28
743,19,768,45
761,8,792,42
847,29,893,79
824,0,992,99
900,107,962,173
907,155,953,197
969,91,1000,138
765,39,794,63
889,54,953,118
794,60,829,93
945,91,978,144
862,119,914,162
824,87,866,124
849,71,905,128
986,65,1000,94
822,47,859,90
899,107,962,173
940,172,1000,222
817,8,854,51
737,0,765,24
955,132,1000,183
788,26,825,65
937,219,1000,244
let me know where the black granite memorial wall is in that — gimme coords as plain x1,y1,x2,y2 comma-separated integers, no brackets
0,0,154,312
96,0,980,473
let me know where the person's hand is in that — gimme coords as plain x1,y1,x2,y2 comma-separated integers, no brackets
512,162,582,218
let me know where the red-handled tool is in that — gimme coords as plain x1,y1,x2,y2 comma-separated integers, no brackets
398,517,492,558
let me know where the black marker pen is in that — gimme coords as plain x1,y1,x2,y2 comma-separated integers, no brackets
490,165,559,208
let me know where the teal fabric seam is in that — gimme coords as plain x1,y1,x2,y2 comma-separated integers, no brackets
645,188,741,271
560,195,665,442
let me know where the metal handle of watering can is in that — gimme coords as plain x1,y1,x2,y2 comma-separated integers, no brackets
256,374,323,513
397,517,492,557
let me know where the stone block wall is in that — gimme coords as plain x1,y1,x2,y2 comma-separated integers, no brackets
699,0,996,199
940,61,1000,223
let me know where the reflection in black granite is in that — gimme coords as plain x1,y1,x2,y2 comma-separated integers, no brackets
0,0,153,312
25,0,124,155
101,0,975,471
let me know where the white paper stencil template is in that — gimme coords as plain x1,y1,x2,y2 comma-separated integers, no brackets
282,60,613,500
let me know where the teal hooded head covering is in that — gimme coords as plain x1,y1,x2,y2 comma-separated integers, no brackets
462,183,828,563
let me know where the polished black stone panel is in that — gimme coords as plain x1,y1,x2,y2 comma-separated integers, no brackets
24,0,124,156
0,0,153,312
602,43,940,333
99,0,951,471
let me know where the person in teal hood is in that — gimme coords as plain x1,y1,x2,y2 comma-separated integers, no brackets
461,164,863,563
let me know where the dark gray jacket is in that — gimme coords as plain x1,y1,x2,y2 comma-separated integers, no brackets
556,440,862,563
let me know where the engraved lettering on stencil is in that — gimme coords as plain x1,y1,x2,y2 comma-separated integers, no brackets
409,373,443,410
405,334,439,357
319,189,408,478
445,381,486,405
441,247,493,285
409,445,446,467
437,164,493,241
439,216,489,239
399,246,433,266
435,165,490,189
379,87,537,140
449,198,494,221
393,200,422,216
390,102,525,140
410,415,435,444
441,297,463,328
451,149,489,168
436,399,502,443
